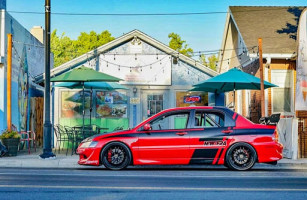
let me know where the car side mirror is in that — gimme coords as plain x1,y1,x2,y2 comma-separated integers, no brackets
143,123,151,131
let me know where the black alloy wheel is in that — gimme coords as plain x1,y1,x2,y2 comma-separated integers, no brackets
101,142,131,170
225,143,257,171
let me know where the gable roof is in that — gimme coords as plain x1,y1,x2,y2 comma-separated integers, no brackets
229,6,306,54
35,29,218,83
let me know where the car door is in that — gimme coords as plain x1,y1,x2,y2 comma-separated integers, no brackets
188,109,235,165
137,110,192,164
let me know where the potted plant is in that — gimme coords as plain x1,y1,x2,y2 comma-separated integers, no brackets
0,129,20,156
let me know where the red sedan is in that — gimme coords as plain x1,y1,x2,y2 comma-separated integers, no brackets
77,106,283,171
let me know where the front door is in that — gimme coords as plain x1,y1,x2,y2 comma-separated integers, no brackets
141,90,168,121
137,111,191,164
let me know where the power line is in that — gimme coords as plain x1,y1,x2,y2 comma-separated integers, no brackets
7,7,296,16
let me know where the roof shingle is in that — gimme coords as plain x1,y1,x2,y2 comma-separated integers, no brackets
230,6,306,54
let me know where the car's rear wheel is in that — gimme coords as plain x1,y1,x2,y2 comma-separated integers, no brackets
225,143,257,171
101,142,131,170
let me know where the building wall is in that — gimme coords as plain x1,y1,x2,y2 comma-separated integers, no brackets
0,11,44,132
54,38,212,130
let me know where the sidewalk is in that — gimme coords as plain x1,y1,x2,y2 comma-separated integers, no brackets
1,149,307,169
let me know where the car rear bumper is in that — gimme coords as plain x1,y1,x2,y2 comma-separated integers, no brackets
257,142,283,163
76,147,101,166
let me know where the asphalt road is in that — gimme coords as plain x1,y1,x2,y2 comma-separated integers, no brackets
0,166,307,200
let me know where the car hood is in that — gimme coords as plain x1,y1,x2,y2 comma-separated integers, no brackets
90,130,132,141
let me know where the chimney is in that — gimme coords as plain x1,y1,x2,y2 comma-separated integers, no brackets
30,26,45,44
0,0,6,10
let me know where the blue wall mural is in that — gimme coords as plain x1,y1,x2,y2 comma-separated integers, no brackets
0,12,44,132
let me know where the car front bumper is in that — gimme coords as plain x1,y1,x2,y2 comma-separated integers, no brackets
77,147,101,166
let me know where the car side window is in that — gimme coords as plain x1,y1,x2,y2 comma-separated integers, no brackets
150,112,189,130
194,111,225,128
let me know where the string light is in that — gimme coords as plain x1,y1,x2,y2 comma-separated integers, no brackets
114,54,116,60
135,53,137,60
130,67,132,72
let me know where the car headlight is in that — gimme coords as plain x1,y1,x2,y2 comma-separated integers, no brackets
80,141,98,148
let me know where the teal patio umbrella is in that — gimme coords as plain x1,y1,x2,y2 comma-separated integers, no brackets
191,67,278,108
51,66,122,128
54,81,128,125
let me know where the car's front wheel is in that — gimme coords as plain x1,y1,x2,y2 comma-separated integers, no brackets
101,142,131,170
225,143,257,171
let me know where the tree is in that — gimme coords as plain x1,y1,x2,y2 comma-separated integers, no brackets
51,30,115,67
199,54,218,71
168,33,193,57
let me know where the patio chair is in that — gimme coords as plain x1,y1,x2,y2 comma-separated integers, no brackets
18,131,36,154
53,125,69,154
64,126,75,156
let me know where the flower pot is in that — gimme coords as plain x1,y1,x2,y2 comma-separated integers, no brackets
1,138,20,156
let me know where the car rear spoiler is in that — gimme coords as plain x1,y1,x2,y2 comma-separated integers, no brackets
259,113,280,125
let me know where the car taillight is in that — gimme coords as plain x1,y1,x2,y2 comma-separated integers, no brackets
273,129,279,142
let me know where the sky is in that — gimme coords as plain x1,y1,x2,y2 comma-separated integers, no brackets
6,0,307,53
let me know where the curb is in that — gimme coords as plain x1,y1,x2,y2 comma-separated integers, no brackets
1,155,307,169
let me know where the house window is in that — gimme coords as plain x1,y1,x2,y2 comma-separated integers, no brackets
272,88,291,112
271,70,292,113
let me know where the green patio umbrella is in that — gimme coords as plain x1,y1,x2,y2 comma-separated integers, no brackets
51,66,122,128
54,82,128,90
54,81,128,125
50,66,122,82
191,67,278,109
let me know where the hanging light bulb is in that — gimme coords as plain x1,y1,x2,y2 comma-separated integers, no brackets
107,61,108,67
114,54,116,60
130,67,132,72
228,59,230,65
156,54,158,60
135,53,137,60
150,65,152,69
188,70,190,74
118,66,120,71
140,67,142,72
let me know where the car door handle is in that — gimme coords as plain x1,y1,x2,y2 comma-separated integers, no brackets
176,132,188,136
222,129,233,134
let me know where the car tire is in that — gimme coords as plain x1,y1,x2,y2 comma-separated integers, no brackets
100,142,131,170
225,142,257,171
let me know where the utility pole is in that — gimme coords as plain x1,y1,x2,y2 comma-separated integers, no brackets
7,34,12,131
40,0,55,158
258,38,265,118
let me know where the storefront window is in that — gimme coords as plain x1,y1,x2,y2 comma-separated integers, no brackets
96,91,128,118
176,91,208,107
61,91,91,118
